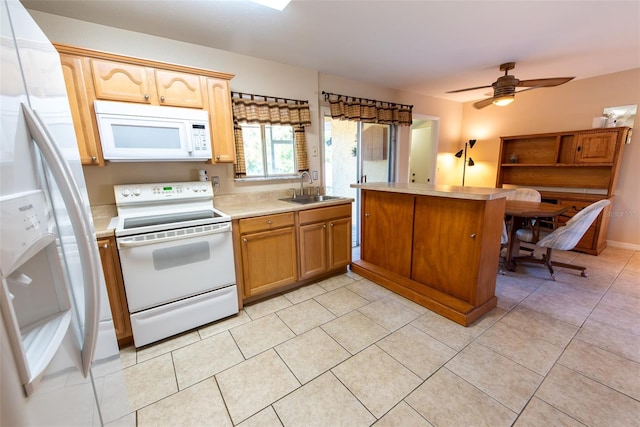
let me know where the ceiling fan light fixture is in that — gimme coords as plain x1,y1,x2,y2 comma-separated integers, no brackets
468,157,475,167
493,94,515,106
454,149,464,158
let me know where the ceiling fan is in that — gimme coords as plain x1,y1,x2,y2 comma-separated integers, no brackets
447,62,575,109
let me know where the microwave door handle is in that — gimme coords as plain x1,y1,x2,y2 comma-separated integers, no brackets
21,103,101,377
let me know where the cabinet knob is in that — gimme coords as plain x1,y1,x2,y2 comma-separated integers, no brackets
160,95,165,102
365,213,371,217
243,238,247,243
470,233,476,239
323,224,327,229
268,220,273,225
144,94,149,100
216,155,221,160
330,223,334,227
101,243,109,249
91,156,97,162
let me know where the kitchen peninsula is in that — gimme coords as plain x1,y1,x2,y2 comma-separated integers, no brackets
351,183,513,326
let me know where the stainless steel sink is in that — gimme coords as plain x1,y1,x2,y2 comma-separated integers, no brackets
279,195,343,204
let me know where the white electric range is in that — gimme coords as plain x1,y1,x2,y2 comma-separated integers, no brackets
112,181,237,347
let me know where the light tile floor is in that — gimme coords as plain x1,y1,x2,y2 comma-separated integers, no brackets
106,246,640,426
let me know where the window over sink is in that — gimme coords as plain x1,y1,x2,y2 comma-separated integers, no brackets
240,123,296,177
231,92,311,181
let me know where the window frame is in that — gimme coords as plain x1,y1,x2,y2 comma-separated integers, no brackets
239,122,298,179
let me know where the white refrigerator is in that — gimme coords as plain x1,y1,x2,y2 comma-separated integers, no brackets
0,0,131,425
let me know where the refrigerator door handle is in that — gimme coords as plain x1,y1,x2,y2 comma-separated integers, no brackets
21,103,100,377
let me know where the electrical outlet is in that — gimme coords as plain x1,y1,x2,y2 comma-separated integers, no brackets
312,171,318,180
312,146,318,157
212,176,220,186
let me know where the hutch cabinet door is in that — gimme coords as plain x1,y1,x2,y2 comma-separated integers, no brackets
574,131,617,163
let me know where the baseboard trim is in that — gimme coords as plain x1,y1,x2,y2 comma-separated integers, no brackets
606,240,640,251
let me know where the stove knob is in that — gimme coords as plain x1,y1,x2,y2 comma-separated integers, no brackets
200,184,208,192
133,188,142,196
121,188,131,197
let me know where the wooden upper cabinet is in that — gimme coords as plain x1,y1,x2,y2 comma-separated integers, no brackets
574,131,617,163
54,43,235,166
154,69,204,108
59,54,103,165
206,77,235,163
90,59,153,103
91,60,205,108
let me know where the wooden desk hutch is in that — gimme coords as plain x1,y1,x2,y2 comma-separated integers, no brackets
496,126,632,255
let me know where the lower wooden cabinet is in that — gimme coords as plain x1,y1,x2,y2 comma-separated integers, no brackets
234,203,352,302
97,237,132,346
238,213,298,298
353,189,505,326
299,205,352,280
361,191,414,277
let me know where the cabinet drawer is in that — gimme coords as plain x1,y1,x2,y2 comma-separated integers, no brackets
239,212,295,234
558,199,597,222
299,204,351,225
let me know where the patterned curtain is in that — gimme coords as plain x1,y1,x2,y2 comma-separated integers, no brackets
231,92,311,177
322,91,413,126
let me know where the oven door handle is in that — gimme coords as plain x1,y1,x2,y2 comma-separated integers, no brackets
118,223,231,248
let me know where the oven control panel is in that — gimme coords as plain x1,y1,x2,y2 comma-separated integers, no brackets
114,181,213,205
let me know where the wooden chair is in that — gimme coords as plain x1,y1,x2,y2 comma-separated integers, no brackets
518,199,610,280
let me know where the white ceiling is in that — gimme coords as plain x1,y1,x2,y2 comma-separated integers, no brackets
22,0,640,103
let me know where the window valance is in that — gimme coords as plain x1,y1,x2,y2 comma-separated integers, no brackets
231,92,311,126
322,91,413,126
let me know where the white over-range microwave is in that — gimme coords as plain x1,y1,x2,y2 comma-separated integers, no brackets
94,100,212,162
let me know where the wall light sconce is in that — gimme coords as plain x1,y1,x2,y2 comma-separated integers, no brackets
454,139,476,186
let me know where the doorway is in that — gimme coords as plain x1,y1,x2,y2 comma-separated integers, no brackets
323,115,392,247
409,117,439,184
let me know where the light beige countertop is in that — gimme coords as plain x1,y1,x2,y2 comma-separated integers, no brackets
91,204,117,239
214,190,353,220
90,190,354,238
351,182,514,200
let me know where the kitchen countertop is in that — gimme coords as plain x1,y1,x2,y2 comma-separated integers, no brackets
351,182,514,200
90,190,354,238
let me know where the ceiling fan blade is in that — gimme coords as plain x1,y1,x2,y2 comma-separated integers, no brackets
517,77,575,87
446,84,493,93
473,97,496,109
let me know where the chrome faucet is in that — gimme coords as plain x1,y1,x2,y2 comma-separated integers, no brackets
300,171,312,195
